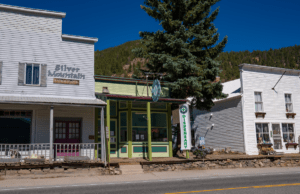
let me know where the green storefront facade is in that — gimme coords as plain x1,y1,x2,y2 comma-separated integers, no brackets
94,75,186,161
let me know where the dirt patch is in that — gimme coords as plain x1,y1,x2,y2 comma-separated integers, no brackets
0,177,4,181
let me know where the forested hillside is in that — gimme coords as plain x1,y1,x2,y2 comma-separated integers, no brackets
95,41,300,82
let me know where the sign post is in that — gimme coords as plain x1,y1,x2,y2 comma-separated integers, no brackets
179,104,191,159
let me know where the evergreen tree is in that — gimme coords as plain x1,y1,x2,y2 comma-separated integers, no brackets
133,0,228,110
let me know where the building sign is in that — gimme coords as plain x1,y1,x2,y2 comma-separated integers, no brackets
53,78,79,85
151,79,161,102
179,104,191,150
199,137,205,146
48,65,86,79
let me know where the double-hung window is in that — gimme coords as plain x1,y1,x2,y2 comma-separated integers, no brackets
254,92,263,112
25,64,40,85
282,123,295,143
285,94,293,112
256,123,270,144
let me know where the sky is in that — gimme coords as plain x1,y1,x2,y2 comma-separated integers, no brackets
1,0,300,52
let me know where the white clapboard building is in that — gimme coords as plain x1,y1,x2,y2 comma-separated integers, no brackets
192,64,300,155
0,4,106,161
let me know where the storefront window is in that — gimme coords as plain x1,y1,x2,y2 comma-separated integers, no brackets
151,102,167,110
120,112,127,142
98,101,117,118
256,123,270,144
132,112,167,142
119,101,127,109
110,101,117,116
132,102,147,109
151,113,167,142
282,123,295,143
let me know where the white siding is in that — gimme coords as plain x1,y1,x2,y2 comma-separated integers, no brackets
0,9,96,99
0,104,95,144
241,67,300,155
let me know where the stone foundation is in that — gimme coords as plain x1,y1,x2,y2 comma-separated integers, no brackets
0,167,122,179
142,159,300,172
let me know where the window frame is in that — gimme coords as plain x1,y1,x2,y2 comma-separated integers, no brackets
271,123,283,150
255,123,271,144
131,111,168,143
119,111,128,143
254,91,264,112
284,93,293,113
281,123,295,143
24,63,41,86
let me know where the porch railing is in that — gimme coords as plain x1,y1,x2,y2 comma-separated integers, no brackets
0,143,101,162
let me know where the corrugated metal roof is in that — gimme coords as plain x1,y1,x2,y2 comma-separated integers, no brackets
0,95,106,107
187,78,242,104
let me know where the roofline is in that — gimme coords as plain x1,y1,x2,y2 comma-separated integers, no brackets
0,101,106,108
0,3,66,18
213,94,242,103
96,93,186,104
94,75,170,86
239,63,300,74
62,34,98,43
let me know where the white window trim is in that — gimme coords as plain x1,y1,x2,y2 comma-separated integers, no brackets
284,93,294,113
255,122,271,144
24,63,41,86
270,123,283,151
254,91,264,112
281,123,296,143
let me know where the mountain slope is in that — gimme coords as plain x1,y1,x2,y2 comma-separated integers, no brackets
95,41,300,82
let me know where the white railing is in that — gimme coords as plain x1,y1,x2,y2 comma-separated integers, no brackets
0,143,101,162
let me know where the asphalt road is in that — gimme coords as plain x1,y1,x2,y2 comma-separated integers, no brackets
1,171,300,194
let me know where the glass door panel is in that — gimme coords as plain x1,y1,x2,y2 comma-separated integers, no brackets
272,124,282,150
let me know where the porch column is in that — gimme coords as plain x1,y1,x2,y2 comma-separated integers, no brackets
128,101,132,158
94,108,99,159
167,103,173,157
101,107,106,166
49,106,54,163
106,100,110,163
147,102,152,161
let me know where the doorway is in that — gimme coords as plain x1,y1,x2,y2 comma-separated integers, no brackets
54,120,81,156
272,124,282,150
0,118,31,144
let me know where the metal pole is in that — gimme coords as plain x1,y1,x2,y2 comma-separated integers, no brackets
146,75,149,97
49,106,54,163
106,100,110,166
147,102,152,161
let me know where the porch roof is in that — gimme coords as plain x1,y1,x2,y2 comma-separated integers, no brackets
96,93,187,104
0,95,106,107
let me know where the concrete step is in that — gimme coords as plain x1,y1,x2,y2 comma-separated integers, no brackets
119,164,144,175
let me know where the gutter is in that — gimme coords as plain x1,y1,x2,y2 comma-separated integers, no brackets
0,101,106,108
0,4,66,18
62,34,98,43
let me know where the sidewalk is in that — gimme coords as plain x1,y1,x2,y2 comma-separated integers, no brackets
1,167,300,189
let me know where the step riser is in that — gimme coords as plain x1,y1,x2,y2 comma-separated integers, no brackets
120,164,144,175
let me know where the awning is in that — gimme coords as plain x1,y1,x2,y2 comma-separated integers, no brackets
97,93,186,104
0,95,106,108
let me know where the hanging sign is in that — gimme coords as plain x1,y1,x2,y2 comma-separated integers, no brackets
151,79,161,102
179,104,191,150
